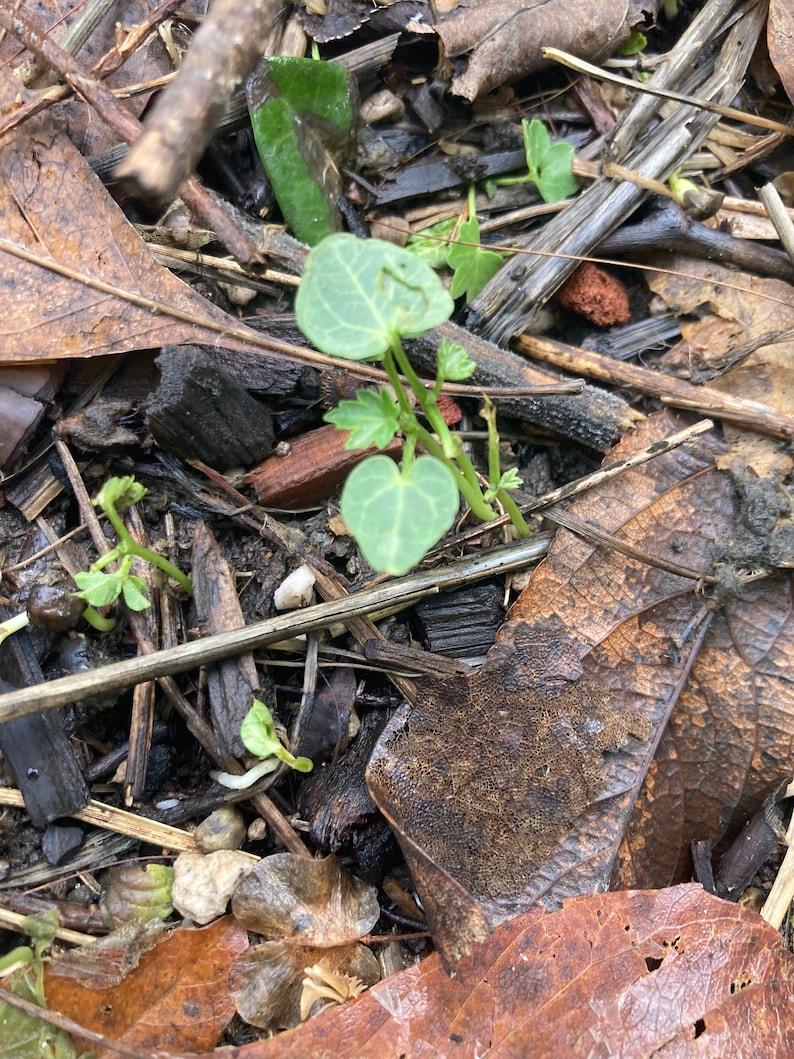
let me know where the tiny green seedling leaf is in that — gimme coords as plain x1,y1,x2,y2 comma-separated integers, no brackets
121,575,151,611
241,699,313,773
340,455,459,575
437,337,476,382
523,119,579,203
447,211,504,302
296,234,454,360
73,570,131,609
324,387,400,449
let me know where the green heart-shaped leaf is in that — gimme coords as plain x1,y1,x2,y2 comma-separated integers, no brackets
296,234,454,360
340,455,459,575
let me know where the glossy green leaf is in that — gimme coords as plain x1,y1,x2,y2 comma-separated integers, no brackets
248,57,357,246
296,234,454,360
340,455,459,575
324,387,400,449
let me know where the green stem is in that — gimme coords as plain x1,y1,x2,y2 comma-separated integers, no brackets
412,423,496,523
81,606,116,632
0,611,30,649
97,496,193,595
496,489,530,538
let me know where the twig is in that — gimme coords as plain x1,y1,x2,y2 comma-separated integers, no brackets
515,333,794,440
758,182,794,269
544,46,794,139
115,0,281,201
0,536,554,724
0,788,203,854
0,2,263,267
0,905,93,946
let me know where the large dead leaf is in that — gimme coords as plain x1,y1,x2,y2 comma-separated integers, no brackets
188,885,794,1058
419,0,653,100
0,66,277,363
648,256,794,479
45,916,248,1055
367,411,794,966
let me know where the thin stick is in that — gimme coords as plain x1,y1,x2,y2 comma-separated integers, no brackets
758,182,794,269
516,334,794,440
543,47,794,138
0,905,94,946
0,536,553,724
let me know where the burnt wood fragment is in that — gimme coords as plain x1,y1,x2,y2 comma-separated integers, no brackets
146,345,274,471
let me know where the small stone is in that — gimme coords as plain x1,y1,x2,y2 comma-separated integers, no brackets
195,804,247,853
172,850,255,925
556,261,631,327
274,564,316,611
360,88,405,125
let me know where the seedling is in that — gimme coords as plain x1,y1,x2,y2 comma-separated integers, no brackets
295,232,529,575
73,475,192,612
493,118,579,203
211,699,313,789
408,186,505,303
0,475,192,649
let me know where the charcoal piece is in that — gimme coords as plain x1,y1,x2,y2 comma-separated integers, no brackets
42,822,84,865
414,582,504,659
146,345,274,470
297,709,389,853
0,631,89,828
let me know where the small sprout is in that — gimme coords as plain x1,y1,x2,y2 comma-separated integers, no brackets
668,171,725,220
73,474,193,614
212,699,312,789
494,119,579,203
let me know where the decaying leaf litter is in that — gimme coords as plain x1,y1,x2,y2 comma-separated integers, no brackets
1,0,794,1054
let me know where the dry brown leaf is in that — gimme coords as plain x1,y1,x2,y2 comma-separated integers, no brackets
768,0,794,108
367,411,794,967
420,0,653,100
648,256,794,479
189,885,794,1058
0,66,276,364
45,916,248,1056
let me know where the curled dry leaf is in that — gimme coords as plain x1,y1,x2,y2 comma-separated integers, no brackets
420,0,652,100
229,940,379,1030
191,885,794,1058
0,66,266,363
231,853,380,945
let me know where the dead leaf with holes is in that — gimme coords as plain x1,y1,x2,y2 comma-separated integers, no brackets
44,915,248,1055
185,885,794,1059
411,0,653,100
367,409,794,967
